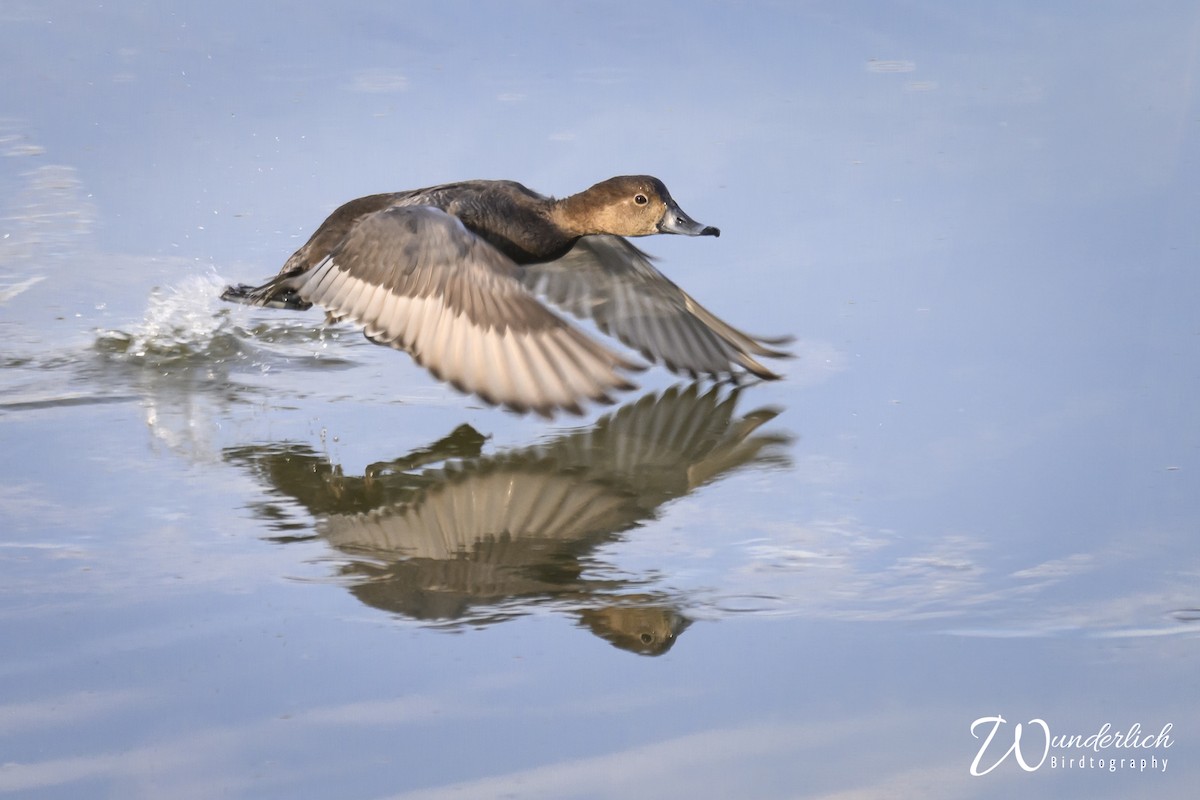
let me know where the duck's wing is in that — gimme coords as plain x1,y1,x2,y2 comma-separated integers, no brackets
284,206,641,417
519,235,794,380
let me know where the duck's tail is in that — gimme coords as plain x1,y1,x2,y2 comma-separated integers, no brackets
220,277,313,311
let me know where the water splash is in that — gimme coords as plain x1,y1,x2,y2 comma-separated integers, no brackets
94,272,361,372
94,273,244,364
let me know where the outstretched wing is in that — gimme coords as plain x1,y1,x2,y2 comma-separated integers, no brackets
293,206,640,417
519,235,793,380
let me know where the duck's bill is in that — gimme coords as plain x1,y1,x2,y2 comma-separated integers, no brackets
657,203,720,237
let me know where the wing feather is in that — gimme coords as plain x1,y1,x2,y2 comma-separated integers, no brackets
292,206,638,416
519,235,792,380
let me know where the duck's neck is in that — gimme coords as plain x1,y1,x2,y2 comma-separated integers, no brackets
548,192,599,237
478,198,581,264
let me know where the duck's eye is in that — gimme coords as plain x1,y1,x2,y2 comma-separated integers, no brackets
634,194,648,206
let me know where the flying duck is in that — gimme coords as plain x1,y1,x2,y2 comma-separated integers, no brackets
221,175,791,417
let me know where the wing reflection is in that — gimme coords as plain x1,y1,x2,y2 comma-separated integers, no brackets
225,384,792,655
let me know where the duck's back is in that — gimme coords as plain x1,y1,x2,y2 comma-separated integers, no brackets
282,180,573,276
419,181,576,264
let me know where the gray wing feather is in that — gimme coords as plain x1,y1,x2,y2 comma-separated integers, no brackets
519,236,792,380
292,207,639,417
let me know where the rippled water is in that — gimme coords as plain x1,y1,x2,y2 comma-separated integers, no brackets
2,3,1199,798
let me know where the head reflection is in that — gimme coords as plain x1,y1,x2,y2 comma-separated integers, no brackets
225,384,791,656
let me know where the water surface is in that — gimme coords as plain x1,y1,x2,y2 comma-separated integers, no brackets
2,2,1198,798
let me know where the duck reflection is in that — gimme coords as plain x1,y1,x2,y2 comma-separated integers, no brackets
225,384,791,655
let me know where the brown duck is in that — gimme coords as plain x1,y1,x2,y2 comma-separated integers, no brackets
221,175,792,417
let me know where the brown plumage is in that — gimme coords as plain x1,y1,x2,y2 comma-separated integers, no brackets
221,175,792,417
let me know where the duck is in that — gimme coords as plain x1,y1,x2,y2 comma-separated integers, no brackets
221,175,792,417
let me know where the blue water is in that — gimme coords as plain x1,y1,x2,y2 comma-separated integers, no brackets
1,2,1197,797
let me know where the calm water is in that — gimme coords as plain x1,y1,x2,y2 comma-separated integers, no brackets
2,2,1198,798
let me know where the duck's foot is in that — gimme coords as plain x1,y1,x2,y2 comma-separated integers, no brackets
220,283,313,311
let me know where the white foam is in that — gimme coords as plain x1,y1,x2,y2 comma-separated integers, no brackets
96,272,235,362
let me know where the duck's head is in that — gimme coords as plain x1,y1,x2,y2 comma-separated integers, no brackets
563,175,720,238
